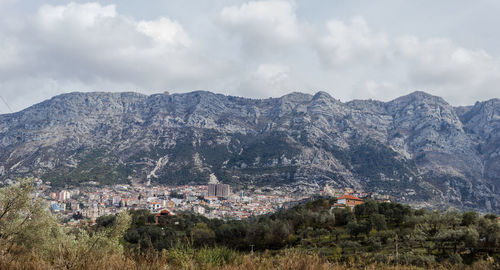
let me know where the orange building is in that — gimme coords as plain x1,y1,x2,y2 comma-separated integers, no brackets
154,209,172,224
336,195,364,208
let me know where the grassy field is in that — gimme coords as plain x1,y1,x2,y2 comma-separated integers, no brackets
1,247,498,270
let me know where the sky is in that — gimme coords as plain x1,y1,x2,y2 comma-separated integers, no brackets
1,0,500,113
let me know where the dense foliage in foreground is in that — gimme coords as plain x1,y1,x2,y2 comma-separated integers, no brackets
121,198,500,267
0,180,499,269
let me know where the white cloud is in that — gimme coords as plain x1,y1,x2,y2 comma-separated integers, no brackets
255,63,290,81
0,2,229,112
1,0,500,113
37,2,116,29
0,0,18,9
356,80,402,101
0,35,21,70
28,2,201,84
308,16,500,104
237,63,298,98
314,16,389,68
396,36,493,84
394,36,500,103
137,18,191,48
218,0,301,52
0,76,139,114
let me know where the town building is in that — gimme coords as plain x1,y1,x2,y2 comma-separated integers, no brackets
208,183,231,199
57,190,71,201
335,194,364,208
154,209,172,224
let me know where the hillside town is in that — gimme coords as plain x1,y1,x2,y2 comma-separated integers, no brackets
27,174,393,225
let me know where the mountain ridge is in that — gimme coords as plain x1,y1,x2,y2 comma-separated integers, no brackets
0,90,499,212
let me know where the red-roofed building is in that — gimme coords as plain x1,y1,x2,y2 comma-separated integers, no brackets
332,203,346,209
154,209,172,225
336,195,364,208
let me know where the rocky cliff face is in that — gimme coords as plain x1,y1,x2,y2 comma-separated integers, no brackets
0,91,498,212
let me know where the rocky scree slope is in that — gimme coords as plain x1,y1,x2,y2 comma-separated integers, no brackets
0,91,498,212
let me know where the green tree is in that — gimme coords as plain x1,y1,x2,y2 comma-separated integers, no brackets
354,200,378,219
54,211,131,268
333,208,354,226
462,211,479,226
191,222,216,247
0,179,62,257
485,222,500,251
370,213,387,231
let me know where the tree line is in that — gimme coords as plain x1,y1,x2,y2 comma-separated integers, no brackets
118,197,500,266
1,179,499,268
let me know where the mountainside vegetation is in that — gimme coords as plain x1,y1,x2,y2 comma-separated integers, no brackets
0,91,499,212
1,180,499,269
121,198,500,267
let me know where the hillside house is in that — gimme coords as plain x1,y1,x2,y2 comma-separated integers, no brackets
154,209,173,224
335,195,364,208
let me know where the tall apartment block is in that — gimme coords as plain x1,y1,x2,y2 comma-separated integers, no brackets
208,183,231,199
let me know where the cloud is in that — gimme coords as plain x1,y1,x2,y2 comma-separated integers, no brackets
36,2,116,28
396,36,493,84
28,2,215,85
308,16,500,104
137,18,191,48
313,16,389,69
237,63,300,98
0,2,228,112
394,36,500,103
218,0,301,53
1,0,500,114
0,35,21,71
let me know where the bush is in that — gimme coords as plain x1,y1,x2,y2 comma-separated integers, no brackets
195,246,239,267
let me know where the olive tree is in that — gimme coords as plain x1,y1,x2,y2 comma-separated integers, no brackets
0,179,62,257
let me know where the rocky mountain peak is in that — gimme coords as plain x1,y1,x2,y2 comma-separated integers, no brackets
281,92,313,103
0,90,499,213
312,91,333,100
392,91,448,105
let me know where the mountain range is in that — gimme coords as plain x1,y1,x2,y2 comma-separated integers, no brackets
0,90,499,212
